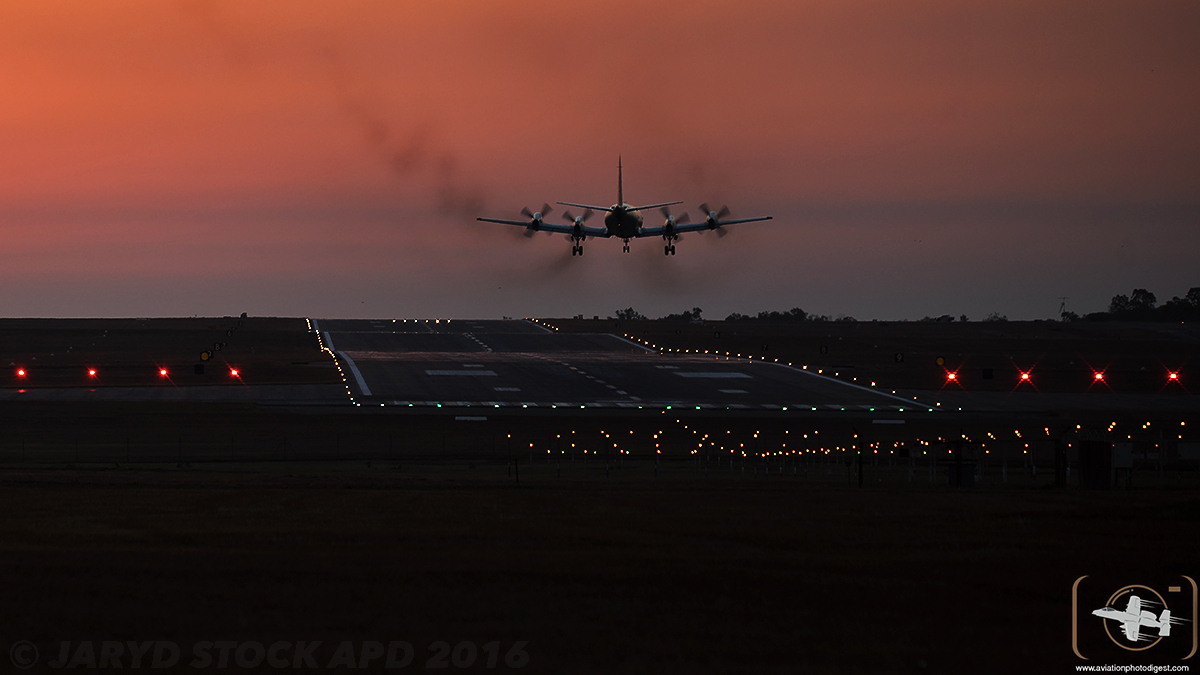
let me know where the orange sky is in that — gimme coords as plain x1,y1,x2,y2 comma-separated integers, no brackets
1,0,1197,319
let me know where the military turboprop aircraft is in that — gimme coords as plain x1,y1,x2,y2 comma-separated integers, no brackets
476,158,772,256
1092,595,1173,643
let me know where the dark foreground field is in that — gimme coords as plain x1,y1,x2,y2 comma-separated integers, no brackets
2,462,1196,674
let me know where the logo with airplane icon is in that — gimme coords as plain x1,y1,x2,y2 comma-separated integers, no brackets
1073,576,1197,661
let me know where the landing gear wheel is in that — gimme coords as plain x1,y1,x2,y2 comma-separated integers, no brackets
578,246,583,256
664,245,670,256
571,246,578,256
623,243,630,253
669,245,676,255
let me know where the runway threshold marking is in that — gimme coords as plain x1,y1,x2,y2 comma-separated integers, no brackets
464,333,494,352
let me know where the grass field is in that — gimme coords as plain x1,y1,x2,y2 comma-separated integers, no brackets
548,317,1200,394
0,318,337,388
1,461,1197,673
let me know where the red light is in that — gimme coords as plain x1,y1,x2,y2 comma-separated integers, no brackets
16,369,25,377
1020,372,1030,381
1169,372,1179,380
230,368,239,377
88,369,97,377
159,368,169,377
946,372,957,381
1094,372,1104,381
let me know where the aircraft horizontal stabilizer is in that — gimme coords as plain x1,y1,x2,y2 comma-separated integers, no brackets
1159,610,1171,637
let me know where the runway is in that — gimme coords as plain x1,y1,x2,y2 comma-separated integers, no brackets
315,318,920,412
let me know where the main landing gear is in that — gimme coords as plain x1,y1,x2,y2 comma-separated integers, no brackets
572,245,584,256
622,240,631,253
663,234,677,255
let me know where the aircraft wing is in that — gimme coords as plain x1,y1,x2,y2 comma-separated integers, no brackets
477,217,535,226
1124,620,1140,642
644,216,772,236
1126,596,1142,615
706,216,774,226
476,218,605,237
576,225,609,238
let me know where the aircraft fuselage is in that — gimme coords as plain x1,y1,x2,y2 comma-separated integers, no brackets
604,205,644,239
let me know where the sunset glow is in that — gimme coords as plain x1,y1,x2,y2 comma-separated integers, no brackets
1,1,1197,318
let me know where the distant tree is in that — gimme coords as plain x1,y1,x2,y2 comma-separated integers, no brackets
983,312,1007,322
835,315,857,322
1108,294,1131,314
1110,288,1157,314
959,314,969,322
1187,287,1200,307
1107,288,1160,319
750,307,809,321
1060,311,1080,322
726,307,817,321
919,316,936,322
662,307,703,321
615,307,647,321
1130,288,1157,310
1159,289,1200,321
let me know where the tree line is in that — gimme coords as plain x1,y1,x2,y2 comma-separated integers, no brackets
1071,287,1200,322
612,286,1200,323
613,307,852,322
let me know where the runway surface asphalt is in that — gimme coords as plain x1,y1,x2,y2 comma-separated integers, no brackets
2,318,1192,416
315,318,921,412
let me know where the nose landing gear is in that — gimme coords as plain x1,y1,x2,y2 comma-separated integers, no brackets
663,245,675,255
622,240,630,253
571,245,584,256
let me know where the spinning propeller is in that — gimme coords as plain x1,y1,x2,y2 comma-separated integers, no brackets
519,203,552,237
699,203,732,237
660,206,690,228
561,208,595,228
659,206,689,242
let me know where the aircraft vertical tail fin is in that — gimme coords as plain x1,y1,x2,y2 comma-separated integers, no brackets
1159,610,1172,637
618,156,623,206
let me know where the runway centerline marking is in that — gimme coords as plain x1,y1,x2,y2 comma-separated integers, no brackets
676,372,752,378
425,370,498,376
